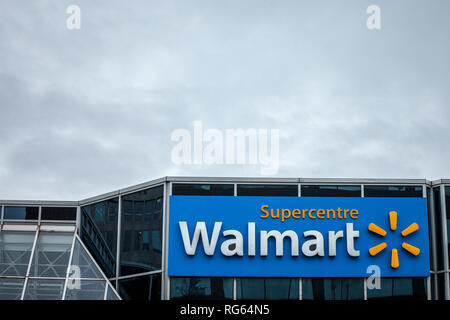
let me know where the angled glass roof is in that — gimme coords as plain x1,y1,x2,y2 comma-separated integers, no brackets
0,226,120,300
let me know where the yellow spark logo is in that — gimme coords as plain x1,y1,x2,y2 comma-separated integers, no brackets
368,211,420,269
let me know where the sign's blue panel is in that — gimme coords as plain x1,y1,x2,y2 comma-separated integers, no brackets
168,196,430,277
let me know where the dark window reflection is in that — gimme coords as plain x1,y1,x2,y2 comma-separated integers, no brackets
302,278,363,300
170,277,233,300
118,273,161,300
301,185,361,197
41,207,77,221
445,187,450,268
364,185,423,197
437,273,445,300
434,188,444,270
237,185,298,197
430,273,439,300
4,207,38,220
120,185,163,276
172,184,234,196
430,274,436,300
80,198,118,278
367,278,426,300
236,278,298,300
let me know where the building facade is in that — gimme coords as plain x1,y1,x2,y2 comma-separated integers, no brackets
0,177,449,300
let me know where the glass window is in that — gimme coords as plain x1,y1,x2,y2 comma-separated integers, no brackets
237,185,298,197
426,188,436,270
0,278,25,300
172,184,234,196
123,230,132,252
430,274,436,300
302,278,363,300
138,201,146,221
0,231,36,276
301,185,361,197
41,207,77,221
106,284,120,300
170,277,233,300
69,237,104,279
29,232,73,278
23,279,65,300
367,278,426,300
152,230,161,252
236,278,298,300
65,280,106,300
434,188,444,271
118,273,161,300
445,187,450,268
123,200,133,222
80,198,118,278
364,185,423,197
4,206,38,220
120,185,164,276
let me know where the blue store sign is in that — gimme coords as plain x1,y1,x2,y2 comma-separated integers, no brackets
168,196,430,277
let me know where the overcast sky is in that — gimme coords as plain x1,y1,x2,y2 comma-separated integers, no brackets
0,0,449,200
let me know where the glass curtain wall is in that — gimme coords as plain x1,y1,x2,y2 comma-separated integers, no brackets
428,185,446,300
0,227,120,300
80,198,118,278
117,185,164,300
1,179,441,301
80,184,165,300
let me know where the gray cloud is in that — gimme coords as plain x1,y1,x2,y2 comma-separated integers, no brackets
0,0,449,200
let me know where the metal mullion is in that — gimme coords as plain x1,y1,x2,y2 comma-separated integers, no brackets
298,184,301,300
421,185,430,301
0,275,26,280
440,185,449,299
429,187,438,274
37,206,42,226
27,276,67,280
233,183,237,301
24,228,40,276
63,277,107,281
434,273,438,300
298,278,302,300
427,276,432,300
363,278,368,300
20,228,40,300
114,270,162,281
162,181,170,300
361,185,368,300
446,272,450,301
103,282,109,300
75,206,81,234
62,230,77,300
74,233,121,299
115,194,122,290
